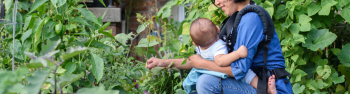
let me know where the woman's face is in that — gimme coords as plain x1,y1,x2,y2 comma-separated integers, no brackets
215,0,237,16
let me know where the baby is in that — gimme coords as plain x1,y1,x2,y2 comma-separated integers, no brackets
183,18,276,94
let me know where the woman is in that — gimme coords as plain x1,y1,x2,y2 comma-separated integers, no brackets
147,0,293,93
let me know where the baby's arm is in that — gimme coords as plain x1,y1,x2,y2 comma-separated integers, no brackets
214,45,248,67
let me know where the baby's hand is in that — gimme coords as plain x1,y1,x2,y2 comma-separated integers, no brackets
237,45,248,58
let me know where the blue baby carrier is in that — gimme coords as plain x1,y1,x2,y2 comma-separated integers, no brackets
218,5,291,94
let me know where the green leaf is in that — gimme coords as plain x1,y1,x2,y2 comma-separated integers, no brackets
182,34,191,45
296,58,306,65
151,67,163,75
76,8,101,26
59,72,84,88
344,0,350,5
316,79,328,89
98,0,106,7
90,53,104,82
136,38,159,47
65,62,77,74
331,48,341,56
291,55,299,62
51,0,67,8
29,0,48,13
4,0,13,12
61,46,88,60
293,34,306,44
318,4,332,16
307,4,321,16
26,63,44,68
40,39,61,56
293,69,308,77
299,14,312,24
321,0,338,6
316,65,331,79
302,29,337,51
162,7,172,19
98,22,111,32
300,22,311,32
90,40,111,49
181,59,187,65
187,9,197,20
5,11,23,35
337,44,350,66
275,5,288,19
23,15,33,30
292,83,305,94
136,24,146,33
71,17,90,25
99,30,116,40
77,86,119,94
336,84,345,92
289,23,300,34
115,33,133,46
25,71,49,94
340,8,350,23
182,22,191,35
208,4,218,11
263,1,274,17
21,29,32,43
330,72,345,84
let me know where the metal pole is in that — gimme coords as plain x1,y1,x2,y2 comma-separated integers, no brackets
12,0,18,71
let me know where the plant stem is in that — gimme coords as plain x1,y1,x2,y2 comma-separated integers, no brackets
125,33,140,64
53,65,58,94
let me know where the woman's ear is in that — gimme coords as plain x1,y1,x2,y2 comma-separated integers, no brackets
216,26,220,33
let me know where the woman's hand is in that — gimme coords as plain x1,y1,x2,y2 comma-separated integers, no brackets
188,54,203,69
146,57,169,69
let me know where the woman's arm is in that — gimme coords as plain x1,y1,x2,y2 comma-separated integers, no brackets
189,55,234,77
147,57,193,70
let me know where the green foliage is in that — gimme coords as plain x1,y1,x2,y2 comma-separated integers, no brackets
252,0,350,93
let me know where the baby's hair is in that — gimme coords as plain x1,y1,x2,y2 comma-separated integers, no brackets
190,18,218,48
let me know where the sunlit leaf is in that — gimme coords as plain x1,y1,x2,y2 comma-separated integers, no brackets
75,8,101,26
292,83,305,94
51,0,67,8
337,44,350,66
275,5,288,19
302,29,337,51
316,65,331,79
40,39,61,56
307,4,321,16
330,72,345,84
136,38,159,47
151,67,163,75
29,0,48,13
25,71,49,94
65,62,77,74
61,46,88,60
341,8,350,23
136,24,146,33
115,33,133,46
71,17,90,25
59,72,84,88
